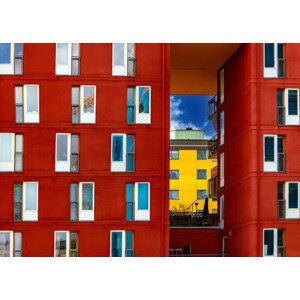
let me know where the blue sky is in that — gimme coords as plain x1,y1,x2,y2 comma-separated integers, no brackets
170,95,216,139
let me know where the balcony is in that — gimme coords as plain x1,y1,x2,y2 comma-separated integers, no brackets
208,134,218,158
170,212,219,227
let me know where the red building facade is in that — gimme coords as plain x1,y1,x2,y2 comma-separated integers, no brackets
0,43,170,257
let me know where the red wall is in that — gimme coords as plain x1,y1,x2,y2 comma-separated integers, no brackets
0,43,170,257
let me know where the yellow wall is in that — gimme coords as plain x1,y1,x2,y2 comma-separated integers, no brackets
170,149,217,213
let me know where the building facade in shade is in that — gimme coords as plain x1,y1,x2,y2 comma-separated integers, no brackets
169,129,217,213
0,43,170,257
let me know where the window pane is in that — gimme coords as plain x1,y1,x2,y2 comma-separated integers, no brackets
72,87,79,105
113,43,124,66
82,183,93,210
0,43,11,64
71,59,79,76
14,184,22,221
57,43,69,65
264,230,274,256
127,106,134,124
126,184,133,202
170,170,179,179
15,86,23,104
288,90,298,115
25,183,37,210
70,232,78,257
15,153,23,172
265,43,275,68
138,183,149,210
277,229,284,247
126,184,134,220
127,88,135,105
0,134,13,162
220,111,224,137
125,231,133,257
170,150,179,160
26,86,38,112
126,203,133,221
170,190,179,200
277,90,283,106
264,137,274,162
72,43,79,57
70,154,79,172
197,169,207,179
126,154,134,172
127,135,134,153
83,86,95,113
0,232,11,257
197,190,206,200
71,135,79,153
197,150,206,160
55,232,67,257
16,106,23,123
127,43,135,58
289,183,298,209
278,182,284,200
14,233,22,253
111,232,122,257
15,43,22,56
278,44,283,60
70,184,78,221
277,137,283,153
57,135,68,161
112,135,123,162
138,87,150,113
15,135,23,153
15,58,22,75
72,107,79,123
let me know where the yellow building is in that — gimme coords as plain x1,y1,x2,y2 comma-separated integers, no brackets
170,130,218,213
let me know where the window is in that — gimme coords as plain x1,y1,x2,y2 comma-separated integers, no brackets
14,182,38,221
56,43,80,75
278,182,285,219
264,43,285,78
170,170,179,180
0,43,23,75
111,134,135,172
263,229,285,257
110,231,134,257
72,86,96,124
54,231,78,257
278,89,299,126
70,183,79,221
197,149,206,160
197,169,207,180
170,190,179,200
55,134,79,172
220,69,224,103
277,89,284,125
15,85,39,123
197,190,206,200
0,231,22,257
279,182,300,219
220,111,224,145
127,86,151,124
0,133,23,172
170,150,179,160
112,43,136,76
263,135,285,172
220,153,224,187
220,195,224,228
126,182,150,221
75,182,94,221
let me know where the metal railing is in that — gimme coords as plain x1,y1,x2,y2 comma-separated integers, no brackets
170,212,219,227
208,134,218,158
278,153,286,172
208,95,218,119
278,58,285,78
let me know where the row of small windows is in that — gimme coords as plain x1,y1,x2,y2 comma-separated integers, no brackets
0,230,134,257
170,189,208,201
170,169,207,180
12,85,151,125
0,43,136,77
170,149,208,160
12,182,150,222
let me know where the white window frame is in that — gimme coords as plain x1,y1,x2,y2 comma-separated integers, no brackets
56,43,72,75
220,111,225,145
135,86,151,124
220,195,224,229
79,182,94,221
111,133,127,172
134,182,150,221
0,43,14,75
284,88,300,125
112,43,128,76
80,85,96,124
0,133,15,172
24,85,39,123
220,69,224,103
263,134,278,172
285,182,300,219
54,231,70,257
110,230,126,257
264,43,278,78
220,153,224,188
263,228,278,257
55,133,71,172
22,182,38,221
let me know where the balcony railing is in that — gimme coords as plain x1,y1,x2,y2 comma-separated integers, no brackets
208,134,218,158
208,95,218,119
278,58,285,78
170,212,219,227
278,153,286,172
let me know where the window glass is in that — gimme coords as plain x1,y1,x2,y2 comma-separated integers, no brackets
170,150,179,160
0,43,11,64
57,135,68,161
72,87,79,105
289,183,298,209
197,169,207,179
127,135,134,153
138,87,150,113
111,232,122,257
14,232,22,257
125,231,133,257
278,182,284,200
265,43,275,68
127,44,135,58
55,232,67,257
83,86,95,113
277,137,283,153
0,134,13,162
25,183,37,210
15,86,23,104
127,87,135,105
197,190,206,200
71,59,79,76
277,90,283,106
82,183,93,210
170,170,179,179
288,90,298,115
26,86,38,112
112,135,123,162
15,44,22,56
277,229,284,247
170,190,179,200
138,183,149,210
264,137,274,162
72,43,79,57
220,111,224,139
0,232,11,257
113,43,125,66
197,150,206,160
126,184,134,221
127,107,134,124
127,87,135,124
70,184,78,221
14,183,22,221
127,154,134,172
71,135,79,153
70,232,78,257
264,230,274,256
278,44,284,60
57,43,69,65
